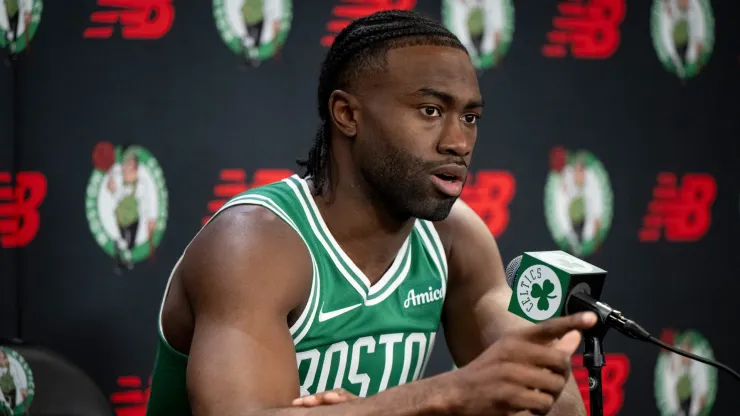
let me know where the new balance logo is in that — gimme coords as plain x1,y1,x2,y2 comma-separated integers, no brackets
83,0,175,40
322,0,417,47
110,375,151,416
404,286,445,309
0,171,47,248
638,173,716,242
542,0,625,59
202,169,293,225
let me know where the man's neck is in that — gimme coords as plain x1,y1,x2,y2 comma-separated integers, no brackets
310,172,415,285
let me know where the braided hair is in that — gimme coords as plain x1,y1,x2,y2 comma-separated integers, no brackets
296,10,467,195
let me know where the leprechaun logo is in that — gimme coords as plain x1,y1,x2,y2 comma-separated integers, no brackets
0,0,42,55
86,142,168,273
0,347,34,416
544,147,613,257
442,0,514,71
651,0,714,80
213,0,292,67
654,330,717,416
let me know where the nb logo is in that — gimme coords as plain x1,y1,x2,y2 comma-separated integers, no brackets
0,171,47,248
83,0,175,40
404,286,445,309
638,173,716,242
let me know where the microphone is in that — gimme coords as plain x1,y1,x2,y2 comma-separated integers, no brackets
504,250,740,386
504,251,650,341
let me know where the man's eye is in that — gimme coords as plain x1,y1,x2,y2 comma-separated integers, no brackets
421,107,441,117
463,114,480,124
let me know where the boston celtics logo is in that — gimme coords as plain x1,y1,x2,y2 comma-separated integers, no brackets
654,330,717,415
0,0,42,54
651,0,714,80
516,265,563,321
442,0,514,71
86,142,168,273
0,347,34,416
213,0,292,66
544,147,613,257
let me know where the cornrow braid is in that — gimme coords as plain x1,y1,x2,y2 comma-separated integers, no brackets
296,9,467,195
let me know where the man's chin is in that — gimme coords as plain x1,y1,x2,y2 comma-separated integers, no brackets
413,198,457,222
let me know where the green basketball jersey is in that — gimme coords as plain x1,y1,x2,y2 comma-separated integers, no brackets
146,175,448,415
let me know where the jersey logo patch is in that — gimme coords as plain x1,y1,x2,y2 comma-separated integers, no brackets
318,302,362,323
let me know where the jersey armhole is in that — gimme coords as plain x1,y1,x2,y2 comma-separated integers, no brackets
156,195,320,356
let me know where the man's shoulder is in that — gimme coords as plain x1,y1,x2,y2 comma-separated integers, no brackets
430,199,492,260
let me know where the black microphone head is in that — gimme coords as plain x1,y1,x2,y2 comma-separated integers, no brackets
505,255,523,289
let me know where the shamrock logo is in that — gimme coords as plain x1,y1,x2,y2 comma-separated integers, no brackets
531,279,557,311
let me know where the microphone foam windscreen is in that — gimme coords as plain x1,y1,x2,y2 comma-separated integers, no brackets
505,255,523,289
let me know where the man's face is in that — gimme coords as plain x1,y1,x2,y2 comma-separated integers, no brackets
352,45,482,221
678,0,689,10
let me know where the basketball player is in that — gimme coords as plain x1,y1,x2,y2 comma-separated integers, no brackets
146,10,594,416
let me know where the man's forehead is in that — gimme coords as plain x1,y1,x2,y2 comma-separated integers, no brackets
381,45,480,98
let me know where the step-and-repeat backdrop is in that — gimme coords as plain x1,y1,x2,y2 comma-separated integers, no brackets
1,1,739,415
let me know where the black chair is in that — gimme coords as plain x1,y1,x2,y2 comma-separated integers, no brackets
0,338,113,416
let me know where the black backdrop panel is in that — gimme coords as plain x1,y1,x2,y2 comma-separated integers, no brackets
0,1,738,415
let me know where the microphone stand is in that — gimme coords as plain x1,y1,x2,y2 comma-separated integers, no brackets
582,323,608,416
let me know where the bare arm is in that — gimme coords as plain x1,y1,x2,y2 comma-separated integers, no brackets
182,205,458,416
437,200,587,416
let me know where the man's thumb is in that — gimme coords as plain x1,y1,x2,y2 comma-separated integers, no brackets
553,330,582,355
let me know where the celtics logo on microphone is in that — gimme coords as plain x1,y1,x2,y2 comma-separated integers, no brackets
654,329,717,416
515,265,563,322
544,147,613,257
85,142,168,274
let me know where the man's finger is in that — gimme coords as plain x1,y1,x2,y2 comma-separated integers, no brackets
553,330,582,356
522,312,597,344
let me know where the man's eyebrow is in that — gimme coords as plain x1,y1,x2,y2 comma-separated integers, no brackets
413,87,484,109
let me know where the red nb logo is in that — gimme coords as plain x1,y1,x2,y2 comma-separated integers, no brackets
542,0,625,59
638,173,716,242
322,0,417,47
203,169,294,225
0,171,47,248
111,375,150,416
84,0,175,39
572,353,630,416
460,171,516,237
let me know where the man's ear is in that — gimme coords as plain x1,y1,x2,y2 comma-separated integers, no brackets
328,90,360,138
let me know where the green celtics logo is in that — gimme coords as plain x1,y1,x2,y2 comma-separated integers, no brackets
0,0,43,54
651,0,714,80
654,330,717,416
86,142,168,273
0,347,34,416
544,148,613,257
213,0,292,65
442,0,514,70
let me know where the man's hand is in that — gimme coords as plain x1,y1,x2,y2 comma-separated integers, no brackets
292,389,358,407
446,312,596,416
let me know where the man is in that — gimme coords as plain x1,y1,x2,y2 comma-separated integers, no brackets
146,10,594,416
